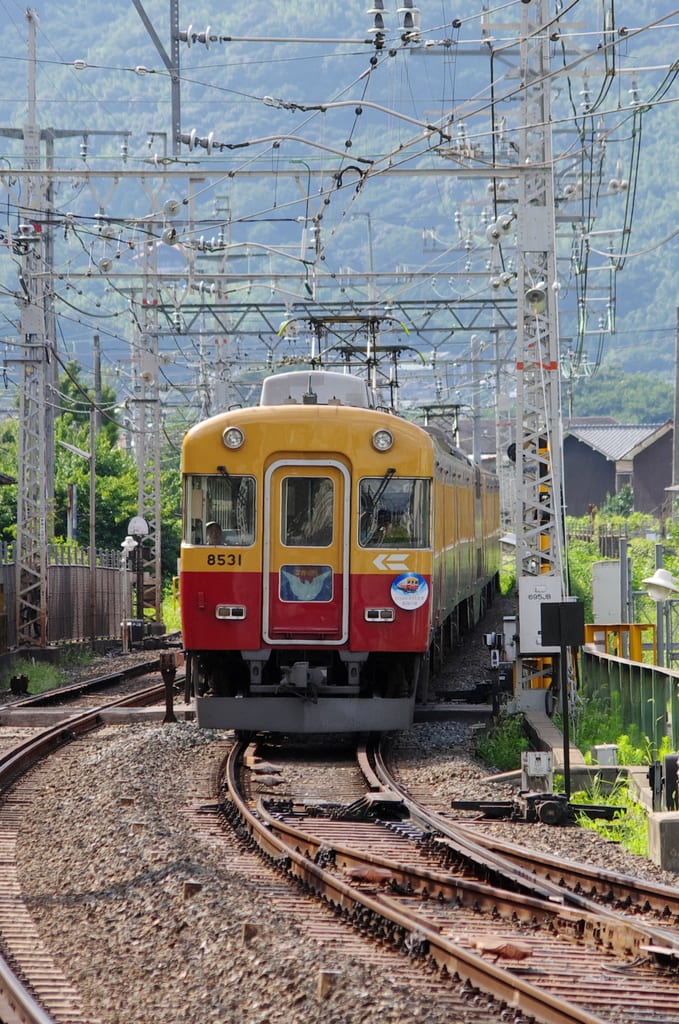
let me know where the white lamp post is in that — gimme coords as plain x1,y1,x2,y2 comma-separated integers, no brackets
120,535,138,653
642,567,679,666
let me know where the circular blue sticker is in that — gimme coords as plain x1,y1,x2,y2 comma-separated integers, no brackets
390,573,429,610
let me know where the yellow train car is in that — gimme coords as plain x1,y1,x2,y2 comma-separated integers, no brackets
180,370,499,733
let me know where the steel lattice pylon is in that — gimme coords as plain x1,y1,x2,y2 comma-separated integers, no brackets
514,1,566,667
14,12,54,646
16,359,48,645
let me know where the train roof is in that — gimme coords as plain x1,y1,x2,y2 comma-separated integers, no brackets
424,421,475,465
260,370,375,409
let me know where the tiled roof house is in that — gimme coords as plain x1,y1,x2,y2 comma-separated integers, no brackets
563,421,673,516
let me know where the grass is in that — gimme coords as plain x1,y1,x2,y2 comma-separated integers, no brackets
161,582,181,632
474,706,655,858
1,657,76,695
570,777,649,857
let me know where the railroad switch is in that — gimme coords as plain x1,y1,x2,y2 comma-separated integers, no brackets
262,794,409,823
452,791,624,826
334,792,409,822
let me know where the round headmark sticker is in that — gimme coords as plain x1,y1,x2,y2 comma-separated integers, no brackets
390,573,429,610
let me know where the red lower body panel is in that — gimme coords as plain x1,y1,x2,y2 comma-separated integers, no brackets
180,570,431,654
180,571,262,650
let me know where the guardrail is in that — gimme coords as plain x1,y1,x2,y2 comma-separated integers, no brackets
580,643,679,752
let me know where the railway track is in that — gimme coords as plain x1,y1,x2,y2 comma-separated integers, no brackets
1,669,677,1024
220,736,679,1024
374,740,679,933
0,665,170,1024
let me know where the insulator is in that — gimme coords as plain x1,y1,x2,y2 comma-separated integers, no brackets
398,1,420,39
180,129,198,151
367,2,388,46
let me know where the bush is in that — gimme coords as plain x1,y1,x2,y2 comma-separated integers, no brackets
572,694,672,764
474,712,529,772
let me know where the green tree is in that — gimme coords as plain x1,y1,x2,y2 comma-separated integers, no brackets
600,484,634,516
56,360,121,447
55,421,139,550
566,365,673,423
0,363,182,569
0,417,18,544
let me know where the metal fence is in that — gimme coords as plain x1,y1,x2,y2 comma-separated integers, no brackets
580,644,679,753
0,544,130,650
566,524,627,559
0,542,14,651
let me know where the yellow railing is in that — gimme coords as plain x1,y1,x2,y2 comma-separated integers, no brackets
584,622,656,664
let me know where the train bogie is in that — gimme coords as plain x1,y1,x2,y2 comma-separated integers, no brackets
179,370,499,734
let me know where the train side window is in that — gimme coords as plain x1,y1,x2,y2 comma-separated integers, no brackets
359,477,430,548
282,477,334,547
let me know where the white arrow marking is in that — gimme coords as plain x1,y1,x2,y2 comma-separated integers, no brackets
372,554,410,572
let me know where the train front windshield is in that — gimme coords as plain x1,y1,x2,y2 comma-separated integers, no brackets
185,474,256,545
359,477,430,548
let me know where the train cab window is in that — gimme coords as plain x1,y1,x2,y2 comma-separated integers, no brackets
359,477,430,548
185,474,255,545
282,477,333,547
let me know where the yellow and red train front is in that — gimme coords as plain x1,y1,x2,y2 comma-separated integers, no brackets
179,404,434,668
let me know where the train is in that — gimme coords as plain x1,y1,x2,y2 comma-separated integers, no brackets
179,369,500,733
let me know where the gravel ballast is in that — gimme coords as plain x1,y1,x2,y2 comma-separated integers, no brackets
12,602,679,1022
16,723,476,1024
15,714,677,1024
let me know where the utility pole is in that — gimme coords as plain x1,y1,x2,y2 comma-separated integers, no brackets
673,306,679,494
132,0,181,157
130,260,163,625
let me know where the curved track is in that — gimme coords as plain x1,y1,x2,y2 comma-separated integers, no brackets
220,736,679,1024
0,671,167,1024
372,740,679,937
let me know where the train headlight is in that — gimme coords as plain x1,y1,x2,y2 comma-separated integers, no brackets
222,426,244,450
372,428,394,452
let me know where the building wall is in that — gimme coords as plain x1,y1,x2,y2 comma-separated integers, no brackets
633,431,673,515
563,437,616,516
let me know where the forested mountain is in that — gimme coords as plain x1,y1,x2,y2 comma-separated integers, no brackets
0,1,676,424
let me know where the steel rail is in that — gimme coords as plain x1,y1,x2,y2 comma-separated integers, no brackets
252,793,654,960
365,739,679,954
0,683,166,786
0,681,166,1024
0,659,163,709
453,822,679,920
224,739,609,1024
